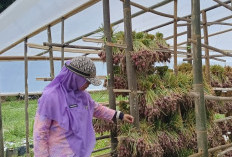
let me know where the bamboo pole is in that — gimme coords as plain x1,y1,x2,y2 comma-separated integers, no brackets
177,28,232,46
213,0,232,10
0,96,4,157
0,0,101,55
65,0,173,44
0,56,102,61
214,116,232,123
28,43,101,54
202,11,210,83
144,0,231,33
47,26,55,79
102,0,117,156
189,39,232,57
174,0,178,75
164,14,232,41
43,42,102,50
217,146,232,157
190,92,232,101
24,38,30,157
61,18,65,68
187,17,192,64
123,0,139,128
191,0,208,156
183,55,226,62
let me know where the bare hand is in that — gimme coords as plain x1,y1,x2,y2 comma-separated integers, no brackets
123,114,134,123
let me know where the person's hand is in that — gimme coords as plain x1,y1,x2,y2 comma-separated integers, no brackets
123,114,134,123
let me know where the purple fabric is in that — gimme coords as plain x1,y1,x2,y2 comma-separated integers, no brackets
37,60,96,157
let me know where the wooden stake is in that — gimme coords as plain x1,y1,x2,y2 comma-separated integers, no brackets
174,0,178,75
47,26,55,79
123,0,139,128
24,38,30,157
0,96,4,157
102,0,118,155
192,0,208,156
61,18,65,68
202,11,210,83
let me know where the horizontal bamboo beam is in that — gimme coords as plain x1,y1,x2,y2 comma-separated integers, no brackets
122,0,190,22
113,89,143,94
183,57,226,62
0,56,102,61
0,92,42,97
190,92,232,101
214,116,232,123
82,37,127,49
170,46,232,53
28,43,101,54
213,88,232,91
144,0,231,33
189,143,232,157
0,0,101,55
36,78,53,81
177,21,232,27
213,0,232,11
93,153,111,157
65,0,173,44
96,135,110,140
43,42,102,50
189,39,232,57
92,146,111,153
217,146,232,157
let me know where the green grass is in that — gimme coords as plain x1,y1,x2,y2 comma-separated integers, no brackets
2,91,125,156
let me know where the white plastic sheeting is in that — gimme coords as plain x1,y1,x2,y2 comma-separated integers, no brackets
0,0,91,51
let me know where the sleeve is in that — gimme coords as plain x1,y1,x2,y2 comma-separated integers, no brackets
93,102,116,121
33,112,52,157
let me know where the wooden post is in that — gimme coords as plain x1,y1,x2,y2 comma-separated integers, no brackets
191,0,208,156
123,0,139,128
102,0,118,156
47,26,55,78
202,11,210,83
24,38,30,157
61,18,65,68
0,96,4,157
174,0,178,75
187,17,192,64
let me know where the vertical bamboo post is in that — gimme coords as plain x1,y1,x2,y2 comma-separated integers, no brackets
0,96,4,157
187,17,192,64
191,0,208,156
47,26,55,78
174,0,178,75
123,0,139,128
61,18,65,68
24,38,30,157
102,0,118,156
202,11,210,83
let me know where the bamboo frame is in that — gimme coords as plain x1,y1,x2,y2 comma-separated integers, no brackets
190,92,232,101
0,1,232,156
47,26,55,79
66,0,173,44
43,42,102,50
61,18,65,67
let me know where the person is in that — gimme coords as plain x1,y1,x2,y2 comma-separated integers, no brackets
33,56,134,157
